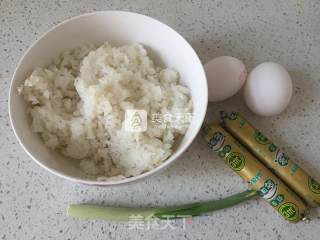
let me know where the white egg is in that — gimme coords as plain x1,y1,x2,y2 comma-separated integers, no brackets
204,56,247,102
244,62,293,116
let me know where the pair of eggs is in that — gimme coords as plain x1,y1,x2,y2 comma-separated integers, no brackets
205,56,293,116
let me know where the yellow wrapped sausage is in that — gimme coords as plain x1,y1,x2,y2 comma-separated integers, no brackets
221,111,320,207
203,124,308,223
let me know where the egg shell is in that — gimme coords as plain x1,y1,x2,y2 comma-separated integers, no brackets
205,56,247,102
244,62,293,116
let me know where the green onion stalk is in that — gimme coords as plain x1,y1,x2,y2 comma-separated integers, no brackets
68,189,258,221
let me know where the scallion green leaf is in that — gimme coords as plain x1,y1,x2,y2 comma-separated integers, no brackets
68,189,258,221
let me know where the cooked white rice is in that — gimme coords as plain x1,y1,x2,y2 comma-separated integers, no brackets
19,42,192,180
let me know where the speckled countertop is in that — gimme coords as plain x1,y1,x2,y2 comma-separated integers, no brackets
1,0,320,239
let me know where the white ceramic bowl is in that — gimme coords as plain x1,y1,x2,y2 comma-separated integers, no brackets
9,11,208,186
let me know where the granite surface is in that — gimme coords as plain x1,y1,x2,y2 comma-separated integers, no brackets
1,0,320,239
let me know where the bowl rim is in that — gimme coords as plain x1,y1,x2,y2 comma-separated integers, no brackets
8,10,208,186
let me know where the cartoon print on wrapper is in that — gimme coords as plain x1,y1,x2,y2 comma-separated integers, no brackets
208,131,225,151
228,111,238,120
259,179,277,200
275,150,289,167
